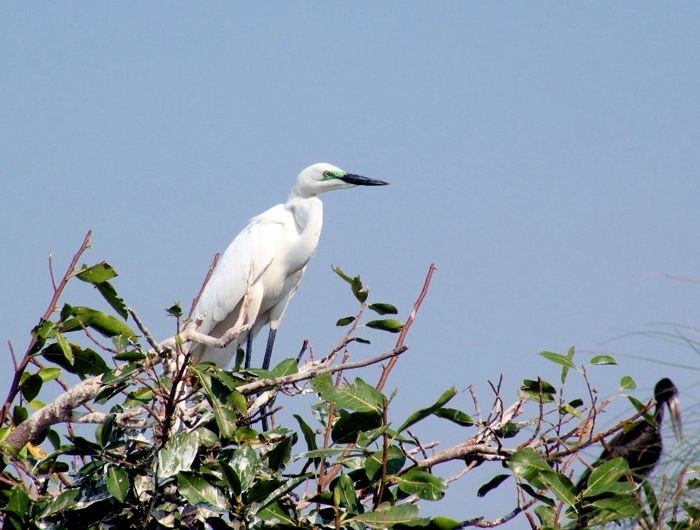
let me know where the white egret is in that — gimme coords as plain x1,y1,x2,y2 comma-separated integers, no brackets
190,163,388,371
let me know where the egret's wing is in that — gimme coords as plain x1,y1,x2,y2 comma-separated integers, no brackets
193,206,285,335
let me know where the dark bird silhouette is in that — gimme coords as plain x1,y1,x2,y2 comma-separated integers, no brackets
574,378,682,527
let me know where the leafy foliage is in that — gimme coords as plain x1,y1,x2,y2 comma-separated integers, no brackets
0,244,694,529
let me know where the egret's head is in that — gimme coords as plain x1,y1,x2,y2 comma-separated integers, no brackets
293,162,388,198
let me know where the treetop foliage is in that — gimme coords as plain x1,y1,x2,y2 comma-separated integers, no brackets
0,232,696,529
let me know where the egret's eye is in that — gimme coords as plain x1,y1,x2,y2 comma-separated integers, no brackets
323,170,332,178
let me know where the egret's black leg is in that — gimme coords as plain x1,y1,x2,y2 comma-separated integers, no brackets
262,328,277,371
245,333,253,369
261,328,277,431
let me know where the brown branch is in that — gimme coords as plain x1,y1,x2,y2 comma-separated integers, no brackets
238,347,407,395
1,230,92,426
188,252,220,319
416,441,505,468
8,341,18,372
376,263,437,392
461,498,537,528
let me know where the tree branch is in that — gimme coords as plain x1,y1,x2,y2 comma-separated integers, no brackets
376,263,437,391
4,375,103,452
1,230,92,426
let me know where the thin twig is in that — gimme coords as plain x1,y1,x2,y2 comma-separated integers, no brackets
376,263,437,392
8,341,18,372
188,252,220,319
461,498,537,528
1,230,92,426
48,252,58,292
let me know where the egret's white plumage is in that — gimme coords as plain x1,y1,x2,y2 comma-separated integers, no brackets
191,163,388,368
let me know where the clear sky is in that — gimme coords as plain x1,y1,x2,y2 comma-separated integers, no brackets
2,3,700,525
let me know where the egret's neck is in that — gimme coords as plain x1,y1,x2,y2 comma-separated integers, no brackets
286,195,323,232
283,194,323,272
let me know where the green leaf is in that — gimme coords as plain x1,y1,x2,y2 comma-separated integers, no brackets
12,406,28,426
62,306,136,338
124,387,153,407
43,342,109,376
366,319,404,333
351,276,369,303
332,411,382,444
229,445,259,493
293,414,319,465
368,303,398,315
177,471,228,509
591,354,617,365
55,332,74,365
294,447,352,460
397,386,457,432
433,407,474,427
76,262,118,283
191,365,240,438
95,281,128,319
20,374,42,402
590,495,643,517
426,517,462,530
37,367,61,382
620,375,637,390
365,445,406,481
335,473,361,514
102,363,141,386
98,413,116,447
165,302,183,318
581,457,631,498
258,501,296,526
266,433,297,471
253,475,310,514
40,488,80,518
158,430,199,478
6,486,30,517
29,319,55,354
539,470,577,507
534,505,555,527
28,400,45,411
332,265,354,284
538,350,576,370
312,374,384,413
396,468,447,500
627,395,655,424
107,466,130,502
477,474,510,497
336,316,356,326
561,346,575,384
220,461,242,496
494,421,520,438
270,357,298,378
519,379,556,402
506,448,552,489
351,503,423,527
113,350,146,361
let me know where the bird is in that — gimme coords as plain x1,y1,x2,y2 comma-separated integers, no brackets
189,163,389,372
574,378,682,526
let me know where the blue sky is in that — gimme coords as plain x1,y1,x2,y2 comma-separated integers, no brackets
2,3,700,524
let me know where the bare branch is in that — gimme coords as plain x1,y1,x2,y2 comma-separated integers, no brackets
188,252,220,320
238,347,407,395
1,230,93,426
376,263,437,391
5,375,103,452
461,498,537,528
